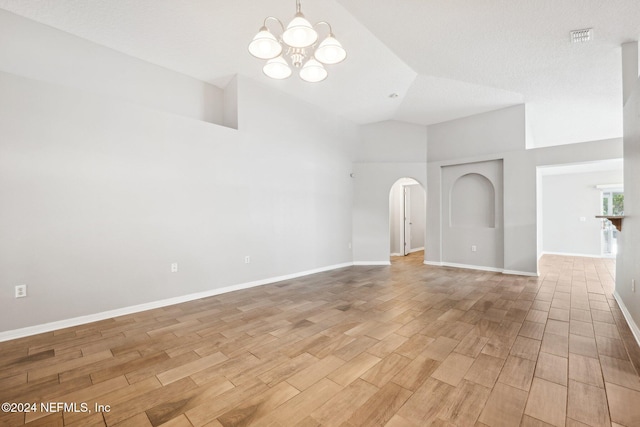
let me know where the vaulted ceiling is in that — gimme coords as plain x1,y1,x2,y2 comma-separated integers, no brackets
1,0,639,147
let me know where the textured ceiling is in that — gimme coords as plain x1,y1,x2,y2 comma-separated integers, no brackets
1,0,639,147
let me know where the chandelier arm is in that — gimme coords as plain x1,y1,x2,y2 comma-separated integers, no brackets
263,16,285,34
313,21,333,38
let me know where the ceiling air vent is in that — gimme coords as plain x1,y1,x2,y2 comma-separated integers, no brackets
571,28,593,43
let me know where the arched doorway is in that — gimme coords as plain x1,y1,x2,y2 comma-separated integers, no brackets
389,178,426,261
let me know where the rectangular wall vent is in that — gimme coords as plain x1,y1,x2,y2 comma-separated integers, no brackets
571,28,593,43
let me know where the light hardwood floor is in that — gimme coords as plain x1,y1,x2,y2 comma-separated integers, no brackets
1,253,639,426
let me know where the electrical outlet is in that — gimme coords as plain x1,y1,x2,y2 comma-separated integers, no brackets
471,245,477,252
15,284,27,298
171,263,178,273
245,256,251,264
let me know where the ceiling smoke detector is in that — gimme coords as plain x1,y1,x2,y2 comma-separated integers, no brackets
571,28,593,43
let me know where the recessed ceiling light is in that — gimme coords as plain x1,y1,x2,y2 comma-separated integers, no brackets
571,28,593,43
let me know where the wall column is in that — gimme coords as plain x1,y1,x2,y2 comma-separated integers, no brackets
622,42,639,105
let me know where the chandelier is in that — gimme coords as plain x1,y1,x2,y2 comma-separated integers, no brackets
248,0,347,83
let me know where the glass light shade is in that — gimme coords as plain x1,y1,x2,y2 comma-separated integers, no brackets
282,14,318,48
248,28,282,59
263,56,292,79
299,59,327,83
314,35,346,65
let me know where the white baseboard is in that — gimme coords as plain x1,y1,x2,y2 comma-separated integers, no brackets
440,262,503,273
541,251,604,259
353,261,391,266
390,253,402,257
424,261,443,267
503,270,539,277
613,291,640,348
424,261,538,277
0,262,353,343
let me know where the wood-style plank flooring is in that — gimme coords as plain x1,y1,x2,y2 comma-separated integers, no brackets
1,253,640,426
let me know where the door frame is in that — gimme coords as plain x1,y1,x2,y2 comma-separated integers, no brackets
402,185,411,255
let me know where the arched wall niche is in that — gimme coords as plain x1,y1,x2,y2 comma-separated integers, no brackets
440,159,504,270
450,173,496,228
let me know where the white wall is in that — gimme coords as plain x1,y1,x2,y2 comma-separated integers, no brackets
536,168,544,260
541,170,623,257
616,43,640,341
427,105,623,275
0,10,227,126
428,105,525,162
0,17,358,333
389,183,404,255
352,120,427,264
408,184,426,251
355,120,427,162
427,106,531,273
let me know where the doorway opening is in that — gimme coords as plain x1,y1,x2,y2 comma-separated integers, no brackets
389,178,426,261
536,159,623,262
600,188,624,257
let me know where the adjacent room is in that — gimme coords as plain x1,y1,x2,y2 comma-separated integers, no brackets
1,1,640,426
